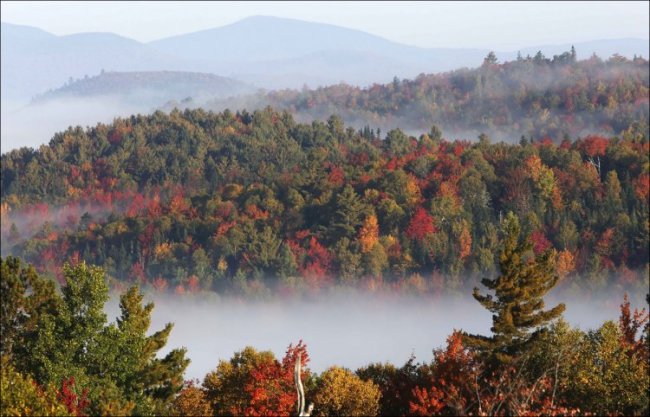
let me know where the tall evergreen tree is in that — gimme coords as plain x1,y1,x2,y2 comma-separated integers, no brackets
463,212,565,364
329,185,367,242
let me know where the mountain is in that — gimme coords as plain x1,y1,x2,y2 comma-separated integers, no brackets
3,17,648,101
32,71,255,105
147,16,649,89
0,22,181,101
148,15,492,88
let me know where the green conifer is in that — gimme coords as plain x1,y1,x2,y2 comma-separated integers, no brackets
464,212,565,365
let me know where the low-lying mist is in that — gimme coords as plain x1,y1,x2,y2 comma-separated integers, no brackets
0,97,150,153
104,289,628,381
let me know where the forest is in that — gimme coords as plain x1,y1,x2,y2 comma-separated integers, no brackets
203,50,649,142
1,105,648,297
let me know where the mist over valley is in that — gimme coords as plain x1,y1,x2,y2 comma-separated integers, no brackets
1,4,649,416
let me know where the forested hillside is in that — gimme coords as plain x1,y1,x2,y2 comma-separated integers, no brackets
2,107,648,296
32,71,254,106
204,51,649,142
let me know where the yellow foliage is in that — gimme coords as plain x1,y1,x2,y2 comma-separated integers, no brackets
312,366,381,417
154,242,172,259
223,184,243,200
221,125,237,136
116,222,129,234
359,215,379,253
0,357,68,416
404,175,422,207
67,186,81,199
217,257,228,272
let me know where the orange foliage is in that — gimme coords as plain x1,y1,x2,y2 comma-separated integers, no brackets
358,214,379,253
327,166,345,186
151,276,168,292
556,249,575,278
173,380,212,416
458,225,472,260
154,243,172,259
246,204,269,220
169,192,190,215
187,275,200,293
410,331,477,416
525,155,544,182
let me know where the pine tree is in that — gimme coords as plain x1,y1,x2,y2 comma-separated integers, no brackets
464,212,565,365
329,185,367,242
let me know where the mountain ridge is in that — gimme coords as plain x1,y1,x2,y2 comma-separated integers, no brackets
3,16,648,100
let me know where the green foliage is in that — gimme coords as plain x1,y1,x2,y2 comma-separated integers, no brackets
464,212,565,364
0,257,188,415
565,321,649,415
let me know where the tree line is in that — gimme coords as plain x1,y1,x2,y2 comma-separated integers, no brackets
203,50,649,142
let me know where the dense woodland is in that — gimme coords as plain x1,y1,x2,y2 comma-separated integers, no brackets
204,51,649,142
1,104,649,297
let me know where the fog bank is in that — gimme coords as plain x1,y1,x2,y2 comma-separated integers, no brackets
105,290,626,381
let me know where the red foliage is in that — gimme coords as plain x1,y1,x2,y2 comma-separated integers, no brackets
243,341,309,417
619,293,649,358
126,193,147,218
187,275,200,293
147,194,162,218
410,331,477,416
68,251,81,267
578,135,609,157
530,229,552,255
634,173,649,201
57,377,89,417
301,237,333,284
410,385,445,416
452,142,464,157
327,166,345,186
406,207,436,241
130,261,146,284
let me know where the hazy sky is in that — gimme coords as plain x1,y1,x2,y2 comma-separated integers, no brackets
1,1,648,50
